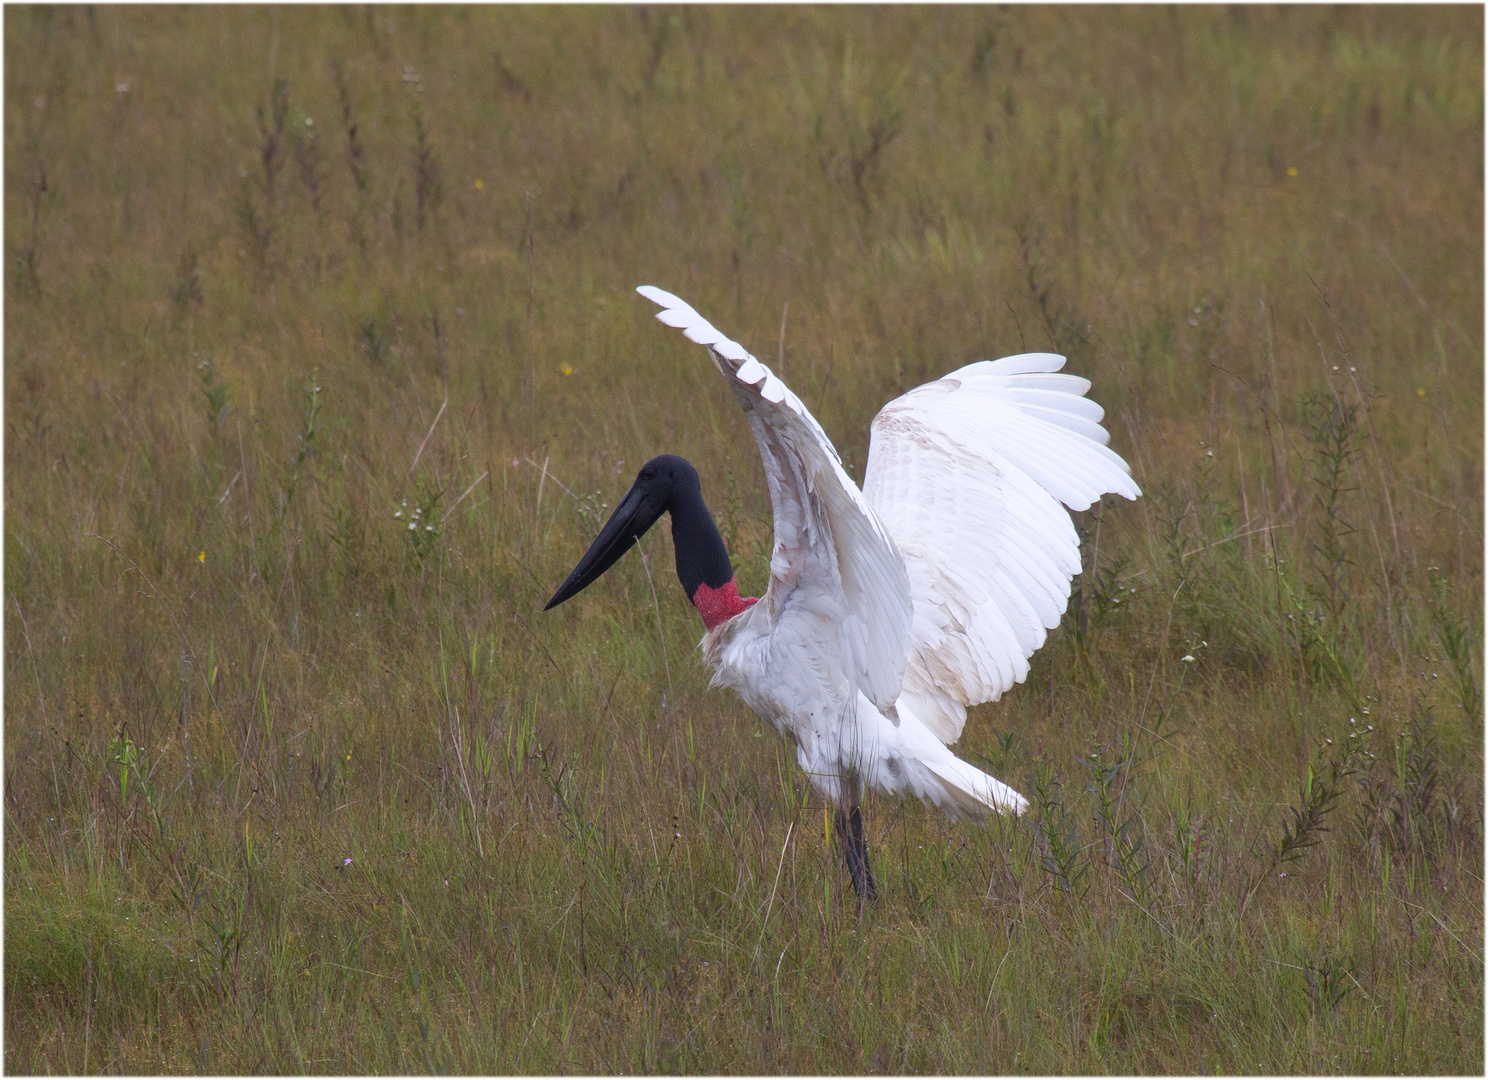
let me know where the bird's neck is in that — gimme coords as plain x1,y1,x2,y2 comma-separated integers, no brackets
668,486,758,631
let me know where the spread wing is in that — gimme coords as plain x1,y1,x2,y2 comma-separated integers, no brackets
637,286,912,710
862,353,1141,743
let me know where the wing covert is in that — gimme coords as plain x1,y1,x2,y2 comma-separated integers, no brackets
863,354,1140,743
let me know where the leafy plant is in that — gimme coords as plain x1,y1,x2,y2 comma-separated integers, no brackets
1300,392,1360,625
196,359,229,429
1243,720,1373,915
359,315,390,366
395,480,444,564
281,372,324,515
1303,951,1355,1018
1029,759,1089,897
1427,567,1480,721
1080,736,1152,909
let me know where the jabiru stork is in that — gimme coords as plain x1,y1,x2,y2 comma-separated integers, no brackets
545,286,1140,900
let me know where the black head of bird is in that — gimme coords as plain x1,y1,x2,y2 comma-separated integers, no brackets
544,453,747,623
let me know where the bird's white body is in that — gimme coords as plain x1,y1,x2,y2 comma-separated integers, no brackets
638,286,1140,819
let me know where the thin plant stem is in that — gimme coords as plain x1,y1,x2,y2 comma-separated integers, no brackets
637,535,673,705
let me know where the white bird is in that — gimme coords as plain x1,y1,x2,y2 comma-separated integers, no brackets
545,286,1140,899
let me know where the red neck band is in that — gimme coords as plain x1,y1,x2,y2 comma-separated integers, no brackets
691,578,758,631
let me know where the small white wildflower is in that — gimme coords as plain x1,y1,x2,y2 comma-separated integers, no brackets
1181,654,1196,663
343,857,353,867
408,523,417,531
394,511,402,518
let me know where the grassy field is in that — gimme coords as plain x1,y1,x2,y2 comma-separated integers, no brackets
4,5,1483,1073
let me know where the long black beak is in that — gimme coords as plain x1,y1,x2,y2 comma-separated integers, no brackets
543,479,667,611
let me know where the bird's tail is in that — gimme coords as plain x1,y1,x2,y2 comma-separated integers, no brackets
882,696,1028,819
847,692,1029,820
919,747,1029,819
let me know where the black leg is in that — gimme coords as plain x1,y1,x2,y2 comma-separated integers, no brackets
835,804,878,902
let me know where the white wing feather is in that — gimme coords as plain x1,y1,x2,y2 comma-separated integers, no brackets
863,355,1141,744
637,286,913,710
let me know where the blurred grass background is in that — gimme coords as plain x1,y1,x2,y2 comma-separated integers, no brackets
4,5,1482,1073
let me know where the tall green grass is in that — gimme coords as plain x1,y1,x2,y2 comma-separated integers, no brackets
5,6,1482,1073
